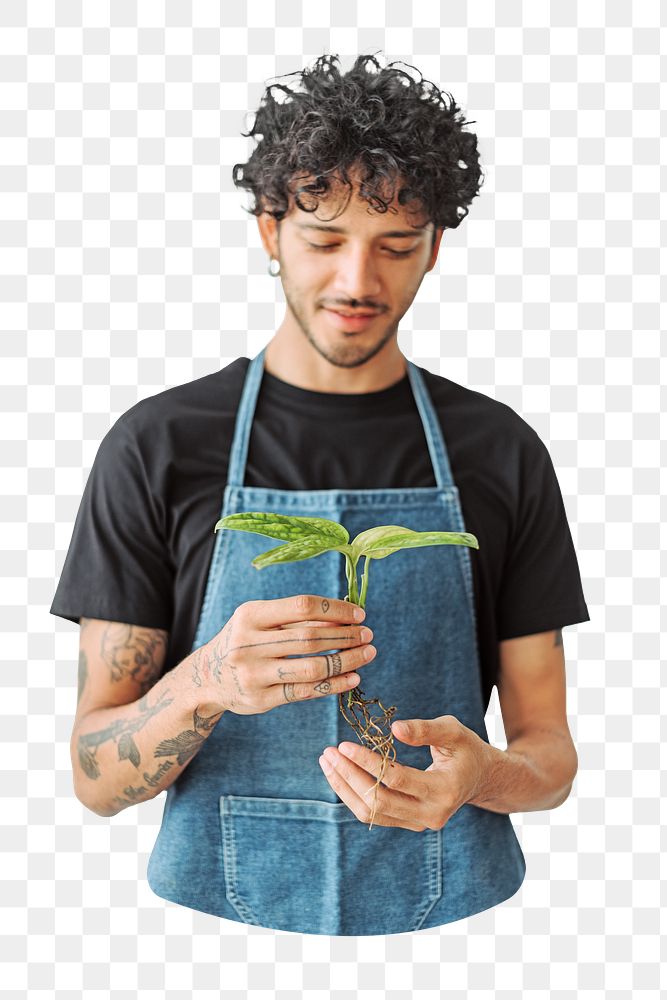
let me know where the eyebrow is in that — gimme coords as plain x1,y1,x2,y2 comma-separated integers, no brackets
295,222,427,238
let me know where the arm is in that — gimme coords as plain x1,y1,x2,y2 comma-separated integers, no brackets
72,618,225,818
467,628,579,813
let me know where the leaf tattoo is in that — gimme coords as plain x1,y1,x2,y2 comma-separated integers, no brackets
117,732,141,768
77,688,174,780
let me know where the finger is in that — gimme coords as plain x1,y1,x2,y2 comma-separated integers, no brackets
262,643,376,687
280,619,337,629
246,594,365,631
252,623,373,660
336,741,429,797
321,744,429,830
267,668,363,709
318,752,412,829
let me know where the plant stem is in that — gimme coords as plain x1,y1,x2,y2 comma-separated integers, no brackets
359,555,370,608
339,552,395,830
344,553,360,605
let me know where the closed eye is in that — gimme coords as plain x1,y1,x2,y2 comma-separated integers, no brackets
307,243,416,258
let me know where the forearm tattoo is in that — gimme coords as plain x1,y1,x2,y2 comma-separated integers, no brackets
77,677,223,801
77,687,174,780
76,621,225,809
154,704,224,765
96,622,168,695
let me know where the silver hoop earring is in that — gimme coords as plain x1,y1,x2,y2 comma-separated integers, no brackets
268,257,281,276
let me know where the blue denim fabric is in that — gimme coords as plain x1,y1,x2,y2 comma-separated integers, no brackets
147,347,526,935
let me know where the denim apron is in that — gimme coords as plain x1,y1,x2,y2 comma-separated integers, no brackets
147,347,526,935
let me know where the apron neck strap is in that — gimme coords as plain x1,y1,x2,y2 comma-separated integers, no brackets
226,346,455,489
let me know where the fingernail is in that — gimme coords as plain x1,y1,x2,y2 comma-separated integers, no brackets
353,607,365,621
319,755,333,775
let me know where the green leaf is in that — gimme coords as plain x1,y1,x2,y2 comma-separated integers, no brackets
214,511,349,545
350,524,479,561
251,536,345,569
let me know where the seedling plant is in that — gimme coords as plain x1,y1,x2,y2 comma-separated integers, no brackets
215,512,479,829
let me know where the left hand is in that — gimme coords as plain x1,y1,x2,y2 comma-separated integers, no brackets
318,714,491,831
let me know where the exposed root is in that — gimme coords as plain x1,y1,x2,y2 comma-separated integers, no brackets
338,682,397,830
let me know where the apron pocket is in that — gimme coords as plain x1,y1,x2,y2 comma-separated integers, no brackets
220,793,442,935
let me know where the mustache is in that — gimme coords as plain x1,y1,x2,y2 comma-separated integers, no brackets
323,304,384,313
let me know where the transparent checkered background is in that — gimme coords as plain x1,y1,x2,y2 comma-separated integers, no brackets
1,1,663,997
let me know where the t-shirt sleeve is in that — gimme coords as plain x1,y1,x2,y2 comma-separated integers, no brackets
496,428,590,640
49,413,173,631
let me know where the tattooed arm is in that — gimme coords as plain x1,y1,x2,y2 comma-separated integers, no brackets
72,597,370,815
71,618,226,817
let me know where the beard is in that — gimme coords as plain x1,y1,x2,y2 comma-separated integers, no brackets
279,266,404,371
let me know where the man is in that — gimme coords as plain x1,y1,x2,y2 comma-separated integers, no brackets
50,53,589,935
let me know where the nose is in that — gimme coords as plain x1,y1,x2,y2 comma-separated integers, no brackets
331,245,383,304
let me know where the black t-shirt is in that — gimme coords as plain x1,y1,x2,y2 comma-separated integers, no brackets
50,356,590,712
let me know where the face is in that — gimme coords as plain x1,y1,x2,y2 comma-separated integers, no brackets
259,172,443,370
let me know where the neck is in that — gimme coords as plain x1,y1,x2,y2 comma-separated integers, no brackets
263,326,408,395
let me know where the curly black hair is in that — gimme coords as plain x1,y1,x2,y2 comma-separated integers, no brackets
232,52,484,248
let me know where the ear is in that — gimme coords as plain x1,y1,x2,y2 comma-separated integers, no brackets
257,212,280,259
425,226,444,273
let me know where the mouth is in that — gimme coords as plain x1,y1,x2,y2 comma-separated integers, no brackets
323,308,381,332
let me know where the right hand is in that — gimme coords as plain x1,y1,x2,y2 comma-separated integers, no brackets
200,594,376,716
